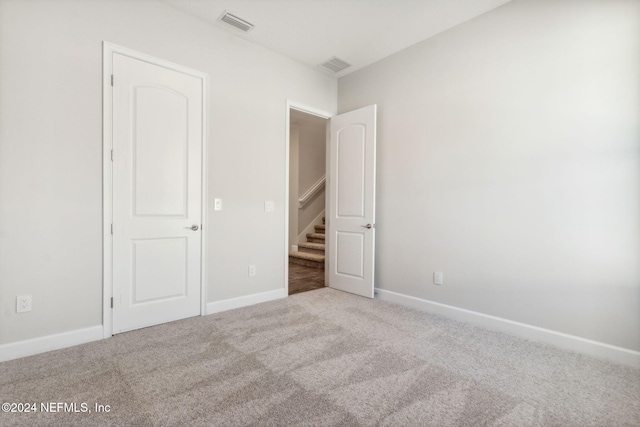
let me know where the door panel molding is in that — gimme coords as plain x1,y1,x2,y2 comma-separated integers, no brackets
103,42,208,338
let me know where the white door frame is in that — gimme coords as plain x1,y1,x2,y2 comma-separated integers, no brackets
103,42,208,338
284,100,334,294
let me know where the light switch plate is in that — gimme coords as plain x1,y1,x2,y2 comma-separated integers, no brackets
214,198,222,211
434,272,444,285
265,201,275,212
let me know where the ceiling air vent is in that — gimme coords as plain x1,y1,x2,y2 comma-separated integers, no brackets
319,57,351,73
218,11,254,33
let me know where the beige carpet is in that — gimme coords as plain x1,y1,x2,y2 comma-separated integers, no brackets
1,288,639,426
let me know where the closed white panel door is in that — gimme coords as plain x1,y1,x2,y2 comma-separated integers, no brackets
328,105,377,298
112,53,203,334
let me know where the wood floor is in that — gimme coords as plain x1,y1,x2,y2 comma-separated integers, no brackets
288,262,325,295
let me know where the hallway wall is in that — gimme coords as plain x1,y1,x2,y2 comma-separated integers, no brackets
0,0,336,350
339,0,640,352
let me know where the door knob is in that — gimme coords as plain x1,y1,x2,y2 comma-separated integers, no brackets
188,224,199,231
362,224,373,229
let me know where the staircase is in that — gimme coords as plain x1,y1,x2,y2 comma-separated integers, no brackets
289,218,325,269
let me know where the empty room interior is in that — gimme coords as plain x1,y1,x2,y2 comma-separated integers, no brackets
0,0,639,425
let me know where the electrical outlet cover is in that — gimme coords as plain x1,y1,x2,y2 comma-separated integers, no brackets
17,295,32,313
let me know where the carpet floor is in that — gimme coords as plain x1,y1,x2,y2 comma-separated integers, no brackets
1,288,639,426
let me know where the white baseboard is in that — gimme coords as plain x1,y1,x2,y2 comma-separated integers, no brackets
206,288,287,314
0,325,104,363
0,289,287,362
375,288,640,369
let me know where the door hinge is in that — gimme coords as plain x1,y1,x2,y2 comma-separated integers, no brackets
110,224,113,234
111,74,114,86
111,149,114,161
110,297,113,308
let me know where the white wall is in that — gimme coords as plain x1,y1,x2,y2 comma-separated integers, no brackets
0,0,336,346
298,119,327,196
288,110,327,249
297,116,327,235
339,0,640,351
288,126,300,250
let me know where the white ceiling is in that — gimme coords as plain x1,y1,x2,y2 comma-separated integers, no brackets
164,0,513,77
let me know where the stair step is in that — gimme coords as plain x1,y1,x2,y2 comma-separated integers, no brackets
306,233,325,243
298,242,325,255
289,251,325,269
314,224,325,233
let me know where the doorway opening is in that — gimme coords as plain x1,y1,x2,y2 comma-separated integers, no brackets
285,102,376,299
287,108,329,295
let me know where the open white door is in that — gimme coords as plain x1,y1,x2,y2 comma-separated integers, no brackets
328,105,377,298
111,51,204,334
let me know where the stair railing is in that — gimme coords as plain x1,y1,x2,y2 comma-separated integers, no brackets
298,175,325,208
